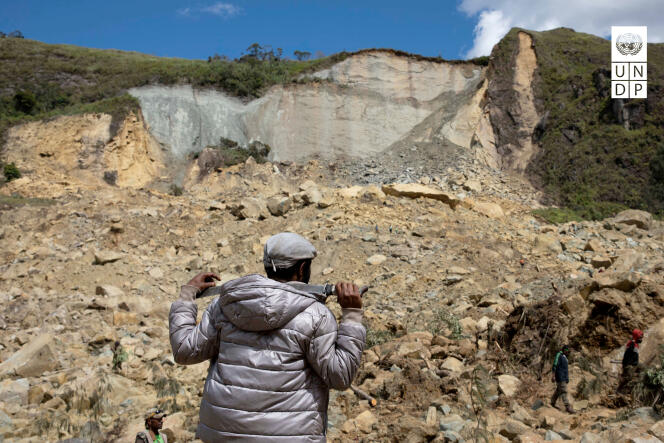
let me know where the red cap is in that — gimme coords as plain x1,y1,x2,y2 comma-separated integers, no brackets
632,329,644,341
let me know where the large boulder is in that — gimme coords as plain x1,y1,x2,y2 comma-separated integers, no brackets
354,410,377,434
381,183,461,209
88,294,153,314
441,357,465,373
498,374,521,398
544,430,563,440
595,272,641,292
611,250,644,273
367,254,387,265
302,188,322,206
650,420,664,441
337,185,365,199
229,198,269,220
299,180,318,191
0,409,12,430
95,285,125,298
162,412,194,442
439,414,466,433
561,293,586,316
628,437,662,443
197,147,225,177
113,311,140,326
580,432,603,443
641,318,664,367
468,200,505,219
0,378,29,405
266,195,292,216
591,256,612,269
533,234,563,254
0,334,58,377
614,209,653,230
499,419,530,440
93,250,124,265
341,410,377,434
361,185,386,202
396,414,438,441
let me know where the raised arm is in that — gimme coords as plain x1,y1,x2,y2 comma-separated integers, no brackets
305,282,366,390
169,272,220,365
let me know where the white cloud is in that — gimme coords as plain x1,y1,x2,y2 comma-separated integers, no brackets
177,2,241,19
465,10,511,58
459,0,664,58
201,2,241,17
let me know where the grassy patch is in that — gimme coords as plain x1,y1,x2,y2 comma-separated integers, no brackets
0,193,56,207
428,308,464,339
2,162,20,181
532,207,583,224
365,329,397,348
169,184,184,197
0,39,354,148
634,344,664,409
196,137,271,166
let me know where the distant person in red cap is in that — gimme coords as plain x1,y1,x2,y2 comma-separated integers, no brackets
622,329,644,369
619,329,644,396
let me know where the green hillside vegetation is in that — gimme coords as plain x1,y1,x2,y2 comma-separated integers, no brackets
0,39,486,152
494,28,664,220
0,39,353,148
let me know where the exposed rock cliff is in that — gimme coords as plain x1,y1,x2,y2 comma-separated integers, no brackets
3,112,163,196
130,51,492,163
485,31,540,172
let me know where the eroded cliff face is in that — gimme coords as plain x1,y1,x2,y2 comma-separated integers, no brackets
510,32,540,171
3,46,544,195
485,31,540,172
3,112,164,196
130,52,494,163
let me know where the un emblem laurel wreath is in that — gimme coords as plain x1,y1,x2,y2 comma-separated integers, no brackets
616,33,643,56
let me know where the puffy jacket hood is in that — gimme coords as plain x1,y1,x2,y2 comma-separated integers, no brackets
218,274,322,331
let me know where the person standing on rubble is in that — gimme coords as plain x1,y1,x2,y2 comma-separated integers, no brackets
135,408,168,443
169,232,366,442
622,329,643,370
619,329,644,395
551,344,575,414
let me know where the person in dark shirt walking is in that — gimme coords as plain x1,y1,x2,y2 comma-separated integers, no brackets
551,344,575,414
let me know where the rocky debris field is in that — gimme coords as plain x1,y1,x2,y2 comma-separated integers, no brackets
1,155,664,442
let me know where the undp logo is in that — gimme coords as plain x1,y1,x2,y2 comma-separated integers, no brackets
611,26,647,99
616,33,644,56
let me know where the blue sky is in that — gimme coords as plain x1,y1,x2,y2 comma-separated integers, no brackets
0,1,478,60
1,1,662,61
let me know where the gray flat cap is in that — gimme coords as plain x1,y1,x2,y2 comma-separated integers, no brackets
263,232,317,271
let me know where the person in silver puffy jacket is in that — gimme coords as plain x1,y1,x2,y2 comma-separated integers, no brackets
169,232,366,442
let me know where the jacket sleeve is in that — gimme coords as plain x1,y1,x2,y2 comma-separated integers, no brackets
305,307,366,390
169,286,221,365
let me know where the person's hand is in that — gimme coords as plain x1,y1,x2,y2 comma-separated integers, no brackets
186,272,220,294
335,282,362,309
